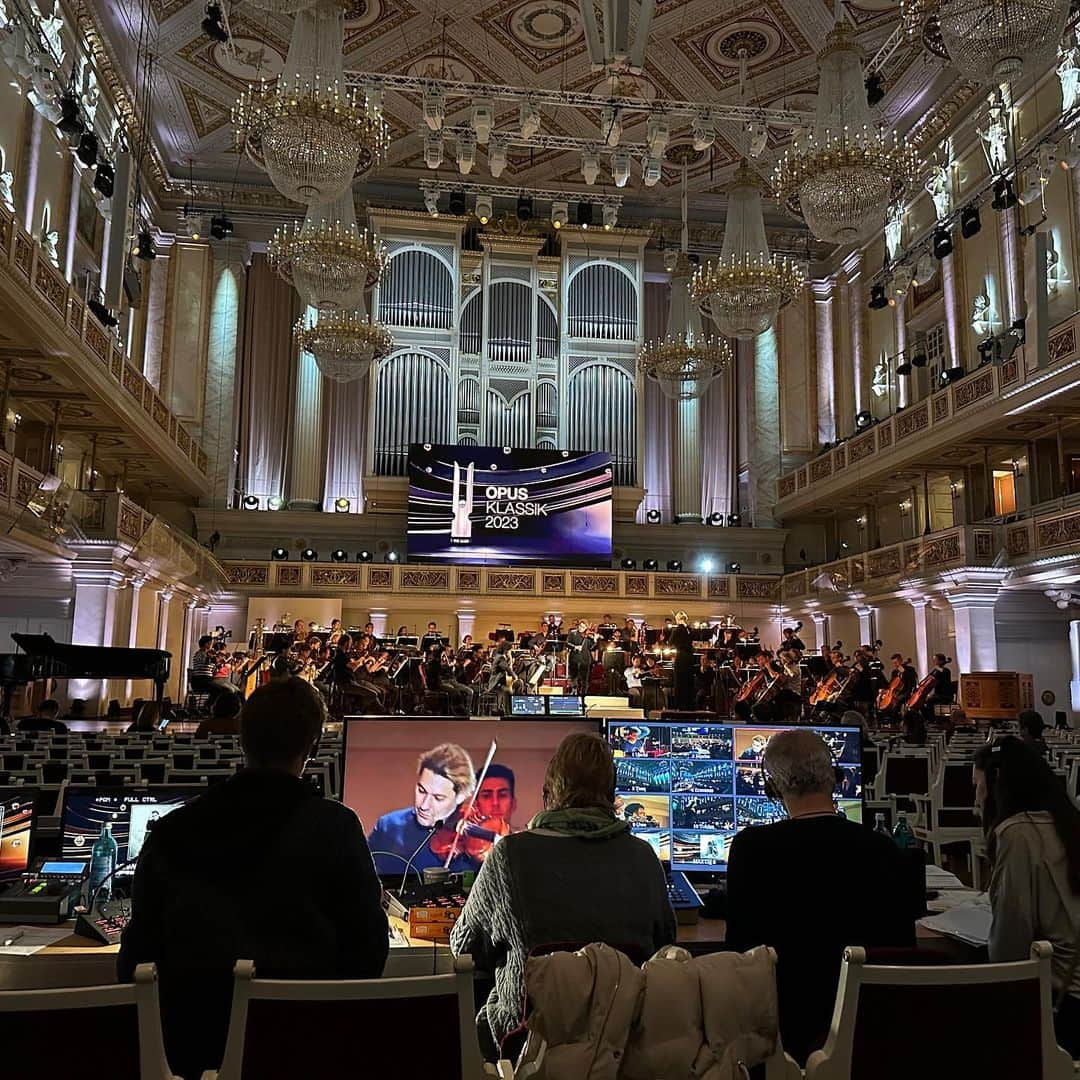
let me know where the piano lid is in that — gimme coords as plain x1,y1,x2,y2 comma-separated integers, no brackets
10,633,170,680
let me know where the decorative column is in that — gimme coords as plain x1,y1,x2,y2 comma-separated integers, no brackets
456,609,476,645
156,589,173,652
205,240,251,506
854,604,876,647
287,344,325,510
843,251,867,420
812,279,837,445
1070,619,1080,714
945,571,1006,674
750,326,780,528
908,596,931,676
895,305,909,410
142,238,172,393
810,611,829,653
674,395,703,523
123,575,145,702
368,609,388,637
70,558,125,709
180,597,199,699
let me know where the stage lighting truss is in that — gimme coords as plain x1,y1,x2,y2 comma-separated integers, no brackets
419,180,621,226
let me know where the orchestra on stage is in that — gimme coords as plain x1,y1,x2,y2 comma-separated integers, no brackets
199,611,957,729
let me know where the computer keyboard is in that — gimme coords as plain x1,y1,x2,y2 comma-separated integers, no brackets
666,869,702,911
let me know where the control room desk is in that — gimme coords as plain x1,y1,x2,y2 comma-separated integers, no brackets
0,917,974,992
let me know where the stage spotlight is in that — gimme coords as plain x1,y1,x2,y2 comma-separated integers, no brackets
424,189,439,217
728,561,741,574
271,548,288,561
699,557,715,573
692,114,715,151
600,106,622,146
422,86,445,131
708,512,724,526
488,138,507,178
242,495,259,510
551,200,568,229
865,72,885,107
134,229,156,261
855,409,873,431
643,558,658,571
330,549,348,562
991,176,1017,211
385,550,399,563
357,550,373,562
603,204,617,231
620,558,637,570
456,131,476,175
334,497,351,513
201,1,229,42
896,357,913,376
612,148,631,188
86,298,116,327
577,201,594,229
475,196,493,225
667,560,683,572
76,130,98,168
93,161,114,199
264,495,283,511
517,195,533,221
960,203,981,239
646,509,662,524
57,93,84,137
301,548,317,561
940,365,966,385
932,225,953,259
642,155,662,187
210,214,234,240
977,338,996,365
728,513,742,527
471,99,494,144
448,189,467,215
868,284,888,310
423,131,443,170
581,147,600,185
519,100,541,139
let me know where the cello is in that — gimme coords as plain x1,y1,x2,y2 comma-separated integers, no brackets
810,665,855,707
904,672,938,713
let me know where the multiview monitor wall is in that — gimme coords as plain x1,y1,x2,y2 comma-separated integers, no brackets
407,443,613,566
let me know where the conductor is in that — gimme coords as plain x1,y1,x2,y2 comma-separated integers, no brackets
669,611,695,709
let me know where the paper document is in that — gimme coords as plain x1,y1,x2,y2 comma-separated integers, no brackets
0,925,71,956
925,865,966,890
919,896,992,946
388,924,411,949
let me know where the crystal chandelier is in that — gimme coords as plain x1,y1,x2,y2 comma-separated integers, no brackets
690,165,804,340
638,168,731,400
901,0,1069,82
295,307,394,382
233,2,387,204
268,191,388,310
774,19,921,245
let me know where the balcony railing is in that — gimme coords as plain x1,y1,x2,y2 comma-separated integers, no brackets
0,206,208,481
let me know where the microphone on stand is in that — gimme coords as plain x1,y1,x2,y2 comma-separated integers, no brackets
370,818,445,897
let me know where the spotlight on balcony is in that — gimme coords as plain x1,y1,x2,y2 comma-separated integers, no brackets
301,548,318,561
271,547,288,560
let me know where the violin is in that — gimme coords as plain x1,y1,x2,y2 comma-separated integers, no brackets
427,804,511,864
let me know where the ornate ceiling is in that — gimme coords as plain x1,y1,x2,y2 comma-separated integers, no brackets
88,0,961,226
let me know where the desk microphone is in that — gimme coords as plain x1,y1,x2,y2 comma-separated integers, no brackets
370,818,444,894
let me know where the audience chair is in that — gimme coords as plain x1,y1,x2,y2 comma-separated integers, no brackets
804,942,1074,1080
875,752,931,818
201,956,486,1080
911,760,981,867
0,962,179,1079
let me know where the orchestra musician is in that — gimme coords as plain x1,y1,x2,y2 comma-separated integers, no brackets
669,611,695,710
544,613,563,639
327,618,343,646
291,619,306,641
878,653,918,718
566,619,596,697
781,624,806,653
624,654,644,705
695,653,718,712
486,639,514,714
330,633,384,713
424,645,474,716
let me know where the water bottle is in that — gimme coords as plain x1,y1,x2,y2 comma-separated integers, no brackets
892,812,916,850
874,812,890,837
89,822,118,901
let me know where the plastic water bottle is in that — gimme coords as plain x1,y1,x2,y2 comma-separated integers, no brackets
89,822,118,901
892,812,916,850
874,812,890,837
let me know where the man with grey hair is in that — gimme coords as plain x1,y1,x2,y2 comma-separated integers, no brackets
725,729,916,1065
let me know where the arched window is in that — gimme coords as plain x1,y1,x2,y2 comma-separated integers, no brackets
378,249,454,329
567,262,637,340
372,351,453,475
568,362,637,486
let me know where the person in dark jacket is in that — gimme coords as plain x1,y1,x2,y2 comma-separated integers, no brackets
725,729,917,1065
450,732,676,1059
118,678,388,1079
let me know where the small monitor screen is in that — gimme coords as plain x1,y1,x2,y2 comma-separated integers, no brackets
605,722,862,873
60,787,204,876
547,695,584,715
0,787,38,882
510,695,546,716
343,717,598,877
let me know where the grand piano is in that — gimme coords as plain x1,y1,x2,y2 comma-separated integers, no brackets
0,633,171,716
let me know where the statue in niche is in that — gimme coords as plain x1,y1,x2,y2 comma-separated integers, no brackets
976,91,1009,175
924,162,952,221
1059,41,1080,115
0,168,13,213
40,203,58,267
971,293,996,337
79,58,98,125
1046,236,1068,295
871,355,890,400
884,203,903,261
31,0,64,68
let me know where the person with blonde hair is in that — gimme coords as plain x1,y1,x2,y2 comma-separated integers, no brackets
450,732,675,1059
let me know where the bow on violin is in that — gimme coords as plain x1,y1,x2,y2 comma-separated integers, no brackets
429,740,510,867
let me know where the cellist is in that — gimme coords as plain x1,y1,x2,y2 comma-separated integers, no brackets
876,653,918,720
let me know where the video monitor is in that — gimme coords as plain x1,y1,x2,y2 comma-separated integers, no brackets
60,787,204,876
510,695,546,716
548,695,585,715
605,722,862,874
342,717,599,878
0,787,38,882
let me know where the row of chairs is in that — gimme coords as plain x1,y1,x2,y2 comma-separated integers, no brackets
3,943,1071,1080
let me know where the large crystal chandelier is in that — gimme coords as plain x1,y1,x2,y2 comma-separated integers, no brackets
295,306,394,382
774,18,921,245
233,2,387,204
901,0,1069,82
267,190,388,310
690,164,804,340
637,169,731,400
